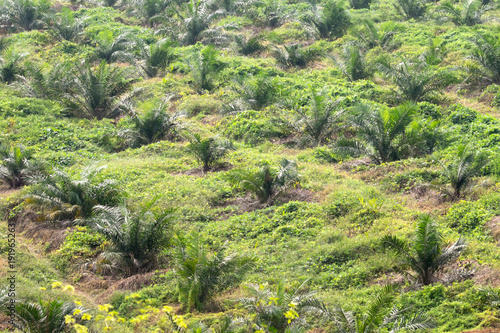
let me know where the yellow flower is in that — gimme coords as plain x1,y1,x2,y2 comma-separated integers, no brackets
64,315,76,324
39,287,46,291
74,324,89,333
82,313,92,321
162,305,173,313
73,309,82,316
74,301,82,306
98,304,113,312
52,281,63,289
63,285,75,292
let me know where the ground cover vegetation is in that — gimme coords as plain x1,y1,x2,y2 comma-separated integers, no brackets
0,0,500,331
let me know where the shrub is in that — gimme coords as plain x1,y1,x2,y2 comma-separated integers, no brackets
223,110,288,144
52,226,108,273
447,200,492,233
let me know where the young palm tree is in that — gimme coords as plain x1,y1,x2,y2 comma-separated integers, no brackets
394,0,426,20
25,165,122,221
464,33,500,85
351,20,400,51
136,38,177,78
64,61,135,120
272,44,321,69
118,103,182,148
303,0,351,40
291,88,344,147
0,145,40,188
323,285,434,332
187,133,235,172
187,44,222,92
234,34,265,56
131,0,171,26
171,0,227,46
239,280,323,332
0,0,49,32
173,232,255,311
15,62,70,99
382,215,467,285
92,30,134,63
436,0,495,26
332,42,372,81
335,102,417,164
9,298,88,333
440,144,488,200
231,158,300,205
378,56,450,102
230,75,279,111
0,46,27,84
46,7,84,42
89,201,173,275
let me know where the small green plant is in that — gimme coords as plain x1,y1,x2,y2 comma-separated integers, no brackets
230,158,300,205
173,232,255,312
186,133,235,172
118,103,182,148
234,34,265,56
382,215,467,285
332,42,372,81
440,144,489,200
45,7,85,42
187,44,222,93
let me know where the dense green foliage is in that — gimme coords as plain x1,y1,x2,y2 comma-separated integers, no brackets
0,0,500,331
